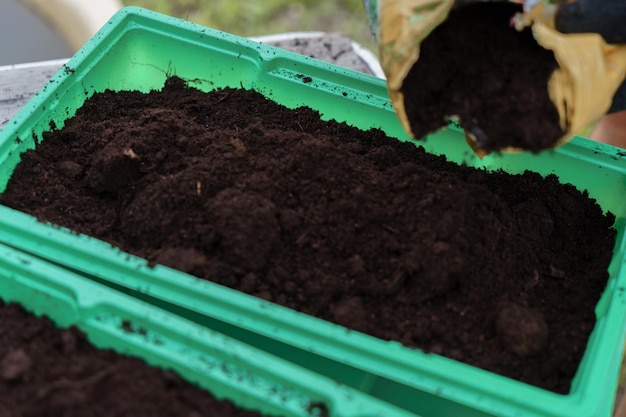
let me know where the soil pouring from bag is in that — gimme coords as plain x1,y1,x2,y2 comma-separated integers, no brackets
402,2,565,152
0,77,616,395
0,301,288,416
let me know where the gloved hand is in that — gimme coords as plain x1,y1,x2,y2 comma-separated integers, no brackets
554,0,626,113
555,0,626,44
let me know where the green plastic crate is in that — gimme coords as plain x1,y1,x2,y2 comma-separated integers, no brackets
0,240,413,417
0,6,625,417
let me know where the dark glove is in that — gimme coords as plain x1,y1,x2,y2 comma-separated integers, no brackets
555,0,626,113
555,0,626,44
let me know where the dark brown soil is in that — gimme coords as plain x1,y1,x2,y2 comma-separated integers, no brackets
402,2,565,152
0,77,616,394
0,300,280,417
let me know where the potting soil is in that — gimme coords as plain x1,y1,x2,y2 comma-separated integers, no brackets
402,2,565,152
0,300,283,416
0,77,616,394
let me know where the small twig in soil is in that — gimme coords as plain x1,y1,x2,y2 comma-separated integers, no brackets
382,270,407,295
216,92,230,103
381,224,399,234
123,148,139,159
36,366,117,400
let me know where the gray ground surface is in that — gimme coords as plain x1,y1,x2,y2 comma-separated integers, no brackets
0,33,381,130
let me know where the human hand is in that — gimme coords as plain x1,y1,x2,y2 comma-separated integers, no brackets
554,0,626,113
554,0,626,44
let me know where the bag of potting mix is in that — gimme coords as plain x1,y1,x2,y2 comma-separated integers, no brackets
364,0,626,155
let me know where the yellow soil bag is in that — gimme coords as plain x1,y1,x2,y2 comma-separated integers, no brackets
365,0,626,154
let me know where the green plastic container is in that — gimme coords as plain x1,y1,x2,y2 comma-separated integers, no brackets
0,6,625,417
0,240,413,417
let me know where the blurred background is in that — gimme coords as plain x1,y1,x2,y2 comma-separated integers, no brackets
0,0,375,66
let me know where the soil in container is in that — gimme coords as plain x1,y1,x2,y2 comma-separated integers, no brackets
0,77,616,394
401,2,565,152
0,300,288,416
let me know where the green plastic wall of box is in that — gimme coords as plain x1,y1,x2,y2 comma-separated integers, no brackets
0,241,414,417
0,6,625,417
